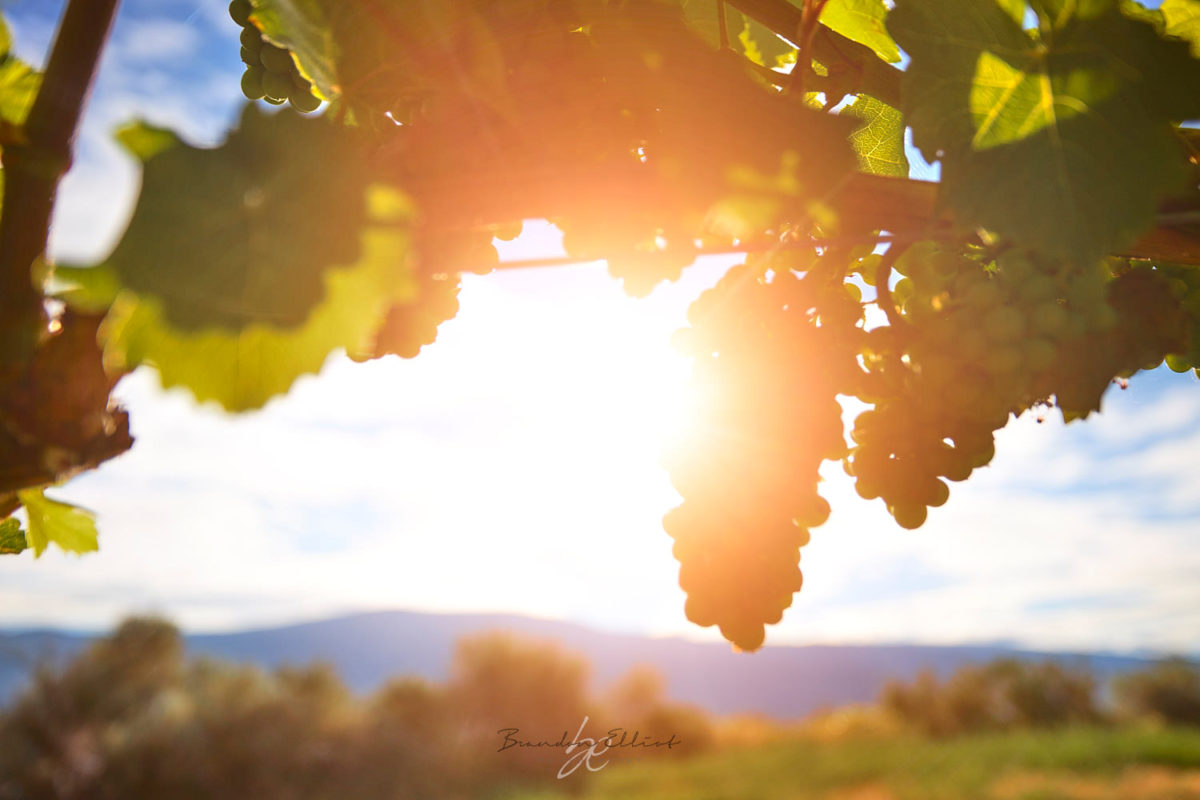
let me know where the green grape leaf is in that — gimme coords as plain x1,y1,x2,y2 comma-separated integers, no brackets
103,225,414,412
0,517,26,555
1163,0,1200,55
889,0,1200,261
17,489,98,558
820,0,900,63
0,55,40,126
738,18,798,68
106,107,374,332
115,122,180,160
680,0,797,66
1119,0,1165,28
51,264,122,314
844,93,909,177
249,0,338,100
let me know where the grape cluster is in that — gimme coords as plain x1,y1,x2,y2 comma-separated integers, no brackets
559,215,701,297
848,246,1121,529
351,222,514,362
663,262,862,651
230,0,321,113
1151,262,1200,375
419,226,502,277
357,271,461,360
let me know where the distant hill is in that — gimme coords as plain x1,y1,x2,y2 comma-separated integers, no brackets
0,611,1168,718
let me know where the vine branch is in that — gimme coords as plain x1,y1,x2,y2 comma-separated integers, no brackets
0,0,120,361
728,0,903,107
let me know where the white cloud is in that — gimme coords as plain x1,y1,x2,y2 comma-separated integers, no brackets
112,18,204,62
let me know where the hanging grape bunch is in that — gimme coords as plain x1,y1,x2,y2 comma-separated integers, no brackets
229,0,322,113
848,246,1186,532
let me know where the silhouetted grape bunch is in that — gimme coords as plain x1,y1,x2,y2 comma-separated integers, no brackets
663,262,863,651
230,0,321,113
559,215,701,297
359,271,461,360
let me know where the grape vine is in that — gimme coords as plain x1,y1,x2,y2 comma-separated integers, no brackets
0,0,1197,650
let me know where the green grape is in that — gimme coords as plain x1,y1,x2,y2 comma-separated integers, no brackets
1086,303,1118,330
983,306,1025,342
240,67,265,100
939,447,973,482
1019,275,1057,303
984,346,1022,375
1166,353,1193,372
262,71,294,102
1031,301,1068,338
239,47,257,66
684,594,718,627
260,45,294,74
289,88,322,114
229,0,252,26
890,502,927,530
794,495,830,528
1024,338,1057,372
239,26,261,51
491,220,524,241
967,438,995,468
963,279,1000,309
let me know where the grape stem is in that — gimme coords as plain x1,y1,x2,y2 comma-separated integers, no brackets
717,0,731,51
874,241,911,328
730,0,903,107
0,0,120,361
788,0,829,97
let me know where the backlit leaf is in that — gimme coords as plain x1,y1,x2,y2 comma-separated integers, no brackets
844,93,909,177
17,489,98,558
821,0,900,63
889,0,1200,260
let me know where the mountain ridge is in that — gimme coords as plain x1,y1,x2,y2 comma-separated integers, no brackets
0,609,1171,718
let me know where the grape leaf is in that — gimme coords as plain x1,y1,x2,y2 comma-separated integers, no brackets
889,0,1200,262
1163,0,1200,54
51,263,121,314
680,0,797,66
738,18,799,68
844,93,909,177
0,15,41,226
115,122,179,161
821,0,900,63
17,489,98,558
0,517,26,555
0,59,39,125
0,13,40,125
248,0,338,100
106,106,373,332
102,224,414,412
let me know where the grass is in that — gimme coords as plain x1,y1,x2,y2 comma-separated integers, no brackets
508,726,1200,800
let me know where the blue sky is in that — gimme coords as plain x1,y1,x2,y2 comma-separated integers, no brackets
1,0,1198,656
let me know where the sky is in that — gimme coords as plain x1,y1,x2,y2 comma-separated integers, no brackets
0,0,1198,656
